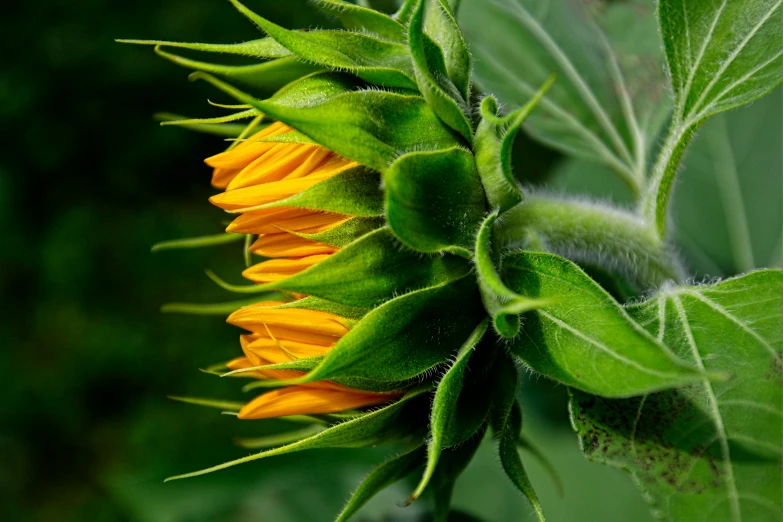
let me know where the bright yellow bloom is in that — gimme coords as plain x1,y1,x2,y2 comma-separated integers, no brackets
208,124,399,419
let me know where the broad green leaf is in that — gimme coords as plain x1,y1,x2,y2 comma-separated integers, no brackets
116,37,292,58
154,46,320,90
503,252,703,396
571,270,783,522
423,0,472,100
166,387,429,481
295,217,385,247
294,276,486,384
257,228,472,308
231,166,384,217
645,0,783,238
385,148,486,256
660,0,783,124
335,445,425,522
490,351,545,521
151,232,242,252
408,0,472,141
673,93,783,277
228,0,417,89
315,0,407,42
410,318,489,501
431,427,487,522
193,71,461,172
461,0,662,193
474,212,553,338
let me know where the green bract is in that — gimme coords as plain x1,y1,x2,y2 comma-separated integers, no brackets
129,0,782,520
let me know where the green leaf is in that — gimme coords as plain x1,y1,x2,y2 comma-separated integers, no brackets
165,387,429,481
116,37,293,58
159,108,259,126
461,0,660,193
295,217,385,247
474,212,552,338
276,296,367,321
154,112,251,137
228,0,417,89
293,276,486,384
410,318,489,501
168,396,245,412
235,425,325,449
423,0,472,100
231,166,384,217
660,0,783,124
258,228,472,308
160,295,283,316
503,251,704,397
474,76,553,213
673,92,782,277
571,270,783,522
154,46,321,90
645,0,783,238
385,147,486,256
193,71,461,172
314,0,407,42
489,351,545,521
408,0,472,141
335,445,425,522
151,232,242,252
431,426,487,522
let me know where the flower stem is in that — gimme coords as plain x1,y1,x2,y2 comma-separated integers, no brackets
497,194,685,288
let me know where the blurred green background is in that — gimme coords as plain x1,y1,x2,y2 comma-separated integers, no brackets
1,1,778,521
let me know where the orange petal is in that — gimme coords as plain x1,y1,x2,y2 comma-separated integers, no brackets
209,174,335,211
250,232,338,258
238,386,401,419
228,304,349,338
226,143,331,190
226,208,348,235
241,254,331,283
205,122,290,169
245,336,332,363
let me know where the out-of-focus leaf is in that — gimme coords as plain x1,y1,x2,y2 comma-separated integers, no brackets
408,0,472,141
258,228,472,308
673,92,783,277
166,387,429,481
503,252,704,396
410,318,489,501
229,0,417,89
645,0,783,237
571,270,783,522
335,445,425,522
385,148,485,256
461,0,660,192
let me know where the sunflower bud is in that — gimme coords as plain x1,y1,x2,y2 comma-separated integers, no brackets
126,1,702,520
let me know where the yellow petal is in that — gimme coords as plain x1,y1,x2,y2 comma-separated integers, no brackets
250,232,338,258
226,208,348,235
228,304,349,338
209,174,335,211
241,254,331,283
238,386,400,419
